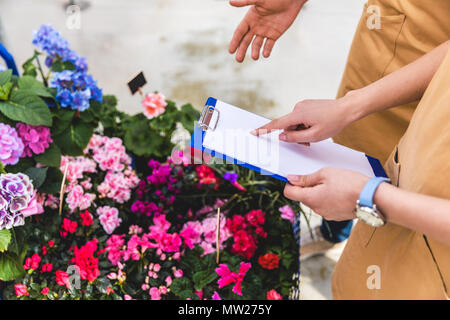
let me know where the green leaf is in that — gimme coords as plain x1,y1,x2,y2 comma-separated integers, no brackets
0,89,52,126
0,161,6,174
18,75,45,89
22,56,38,78
0,82,13,101
179,103,200,133
18,76,53,98
192,270,218,291
170,277,193,297
0,252,26,281
0,69,12,86
39,167,63,194
53,122,94,156
24,167,48,189
4,157,34,174
34,143,62,167
0,229,11,252
73,122,95,149
52,108,75,135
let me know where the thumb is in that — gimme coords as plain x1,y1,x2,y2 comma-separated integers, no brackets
287,170,323,187
229,0,259,7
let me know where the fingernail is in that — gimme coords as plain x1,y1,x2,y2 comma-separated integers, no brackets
250,129,258,136
279,133,286,141
287,175,299,182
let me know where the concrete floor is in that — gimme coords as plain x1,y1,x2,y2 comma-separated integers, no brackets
0,0,366,299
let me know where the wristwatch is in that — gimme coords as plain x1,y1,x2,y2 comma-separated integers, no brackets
355,177,390,227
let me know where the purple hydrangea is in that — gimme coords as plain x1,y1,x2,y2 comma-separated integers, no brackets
0,123,25,166
0,173,34,230
32,25,103,111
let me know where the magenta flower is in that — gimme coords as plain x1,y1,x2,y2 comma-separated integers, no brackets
216,262,251,296
0,123,24,165
16,123,52,158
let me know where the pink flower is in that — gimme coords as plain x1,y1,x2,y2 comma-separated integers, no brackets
14,284,29,297
266,289,282,300
212,291,221,300
180,221,202,249
165,276,172,286
149,287,161,300
124,294,134,300
41,287,50,295
21,191,44,217
153,263,161,272
173,268,183,278
16,123,52,157
159,233,182,252
142,93,167,119
279,205,295,224
97,206,122,234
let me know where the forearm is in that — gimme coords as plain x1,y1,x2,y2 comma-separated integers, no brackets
374,182,450,246
342,40,450,123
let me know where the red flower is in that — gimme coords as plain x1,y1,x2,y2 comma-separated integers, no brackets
231,230,257,260
266,289,282,300
245,209,265,227
42,246,47,255
56,270,70,288
195,165,220,189
60,218,78,237
258,253,280,270
226,215,247,233
14,284,29,297
48,240,55,247
24,253,41,270
41,263,53,273
80,210,94,226
71,238,100,282
41,287,50,295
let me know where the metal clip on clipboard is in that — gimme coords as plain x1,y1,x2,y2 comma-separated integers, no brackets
198,104,220,131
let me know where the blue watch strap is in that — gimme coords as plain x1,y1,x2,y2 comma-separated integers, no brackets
359,177,390,208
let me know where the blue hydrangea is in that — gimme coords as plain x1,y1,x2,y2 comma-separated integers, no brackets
50,70,102,111
33,24,103,111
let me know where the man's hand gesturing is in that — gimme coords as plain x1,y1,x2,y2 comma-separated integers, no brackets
229,0,307,62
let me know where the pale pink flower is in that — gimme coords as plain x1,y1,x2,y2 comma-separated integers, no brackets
66,184,95,213
142,93,167,119
279,205,295,224
97,206,122,234
21,191,44,217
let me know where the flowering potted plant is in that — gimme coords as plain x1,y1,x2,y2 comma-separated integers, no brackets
0,25,302,300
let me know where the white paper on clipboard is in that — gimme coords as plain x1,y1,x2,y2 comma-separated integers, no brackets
201,99,376,178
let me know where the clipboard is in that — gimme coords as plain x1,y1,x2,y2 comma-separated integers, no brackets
190,97,387,182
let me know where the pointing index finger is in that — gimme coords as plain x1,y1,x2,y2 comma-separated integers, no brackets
250,114,297,136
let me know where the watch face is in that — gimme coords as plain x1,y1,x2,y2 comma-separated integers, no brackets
355,206,385,227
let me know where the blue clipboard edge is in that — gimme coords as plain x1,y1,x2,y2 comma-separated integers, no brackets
190,97,387,182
